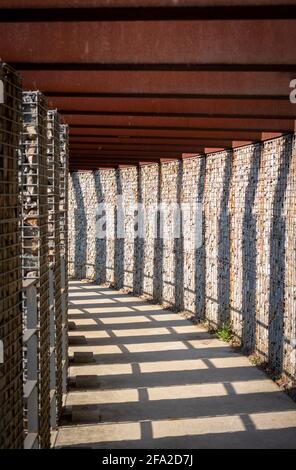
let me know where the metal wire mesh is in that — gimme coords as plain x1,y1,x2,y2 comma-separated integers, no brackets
47,110,62,426
19,91,50,448
59,124,69,415
0,62,23,449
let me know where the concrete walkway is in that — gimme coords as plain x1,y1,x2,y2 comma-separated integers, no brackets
54,280,296,449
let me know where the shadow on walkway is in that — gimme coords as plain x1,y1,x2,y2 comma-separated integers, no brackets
55,281,296,450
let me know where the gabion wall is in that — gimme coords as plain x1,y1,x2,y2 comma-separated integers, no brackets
228,144,261,353
0,63,69,447
19,91,49,447
47,109,62,437
68,134,296,391
182,156,206,316
59,124,69,405
0,63,23,449
136,164,159,299
204,150,232,328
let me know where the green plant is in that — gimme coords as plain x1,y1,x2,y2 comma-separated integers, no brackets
216,322,233,343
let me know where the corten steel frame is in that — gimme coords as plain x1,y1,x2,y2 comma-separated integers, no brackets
0,0,295,449
19,91,50,448
47,109,62,430
0,1,296,170
0,62,23,449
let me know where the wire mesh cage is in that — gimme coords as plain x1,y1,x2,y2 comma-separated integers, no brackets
19,91,50,448
59,124,69,412
47,109,62,426
0,62,23,449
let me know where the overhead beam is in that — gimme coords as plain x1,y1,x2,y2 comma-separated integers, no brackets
69,128,265,140
1,20,296,65
3,1,296,8
69,157,164,163
65,115,296,132
70,146,211,154
69,140,252,150
70,146,204,153
50,96,296,119
18,70,296,97
69,150,184,157
69,135,259,144
2,3,296,22
12,63,296,72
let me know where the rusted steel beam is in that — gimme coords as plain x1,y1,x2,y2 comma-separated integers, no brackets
64,115,296,131
70,143,208,155
70,154,163,159
69,135,257,145
1,20,296,65
69,128,265,140
48,96,296,118
12,63,296,72
2,3,296,22
70,145,207,153
70,150,184,157
69,162,163,168
70,156,163,163
69,157,161,162
3,1,296,8
70,129,286,142
18,70,296,97
69,140,252,151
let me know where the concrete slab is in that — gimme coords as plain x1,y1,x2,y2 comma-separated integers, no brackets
55,281,296,449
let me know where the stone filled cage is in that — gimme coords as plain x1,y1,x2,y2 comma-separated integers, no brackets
47,109,62,425
59,124,69,403
0,62,23,449
19,91,50,448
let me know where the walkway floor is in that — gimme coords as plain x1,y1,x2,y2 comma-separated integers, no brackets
54,280,296,449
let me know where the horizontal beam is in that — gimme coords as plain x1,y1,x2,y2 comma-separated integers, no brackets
70,158,164,161
3,1,296,8
70,157,163,163
18,70,296,97
70,147,206,154
70,146,203,153
13,63,296,72
65,115,296,132
69,135,258,145
70,128,283,141
1,20,296,65
2,5,296,21
70,150,184,157
48,97,296,119
69,140,252,150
